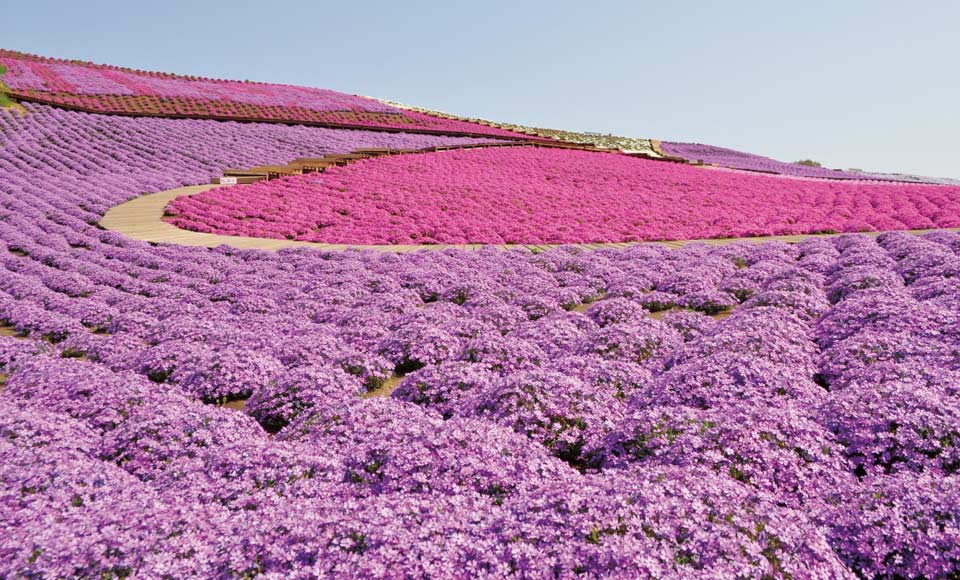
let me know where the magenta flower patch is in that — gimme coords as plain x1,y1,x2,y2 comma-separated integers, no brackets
167,146,960,244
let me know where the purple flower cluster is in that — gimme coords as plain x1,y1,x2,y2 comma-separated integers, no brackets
0,103,958,578
661,140,957,183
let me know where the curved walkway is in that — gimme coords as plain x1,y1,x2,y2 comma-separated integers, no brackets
99,184,960,252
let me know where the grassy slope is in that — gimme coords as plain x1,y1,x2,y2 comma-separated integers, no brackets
0,64,19,109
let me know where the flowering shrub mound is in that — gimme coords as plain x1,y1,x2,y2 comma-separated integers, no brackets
661,141,960,184
0,49,532,139
1,102,960,577
167,146,960,244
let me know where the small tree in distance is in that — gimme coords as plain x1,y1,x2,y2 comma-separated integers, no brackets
795,159,822,167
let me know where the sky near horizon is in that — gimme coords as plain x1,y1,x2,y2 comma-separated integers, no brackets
4,0,958,178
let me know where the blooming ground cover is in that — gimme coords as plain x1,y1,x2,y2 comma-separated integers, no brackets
660,141,960,184
0,101,959,578
0,49,533,139
166,145,960,245
853,170,960,186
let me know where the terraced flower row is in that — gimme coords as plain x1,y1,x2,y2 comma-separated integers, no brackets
0,49,533,139
0,103,958,578
382,99,661,155
660,141,960,184
0,49,397,112
167,145,960,245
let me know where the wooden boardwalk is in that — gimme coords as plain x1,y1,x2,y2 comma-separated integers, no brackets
99,184,960,252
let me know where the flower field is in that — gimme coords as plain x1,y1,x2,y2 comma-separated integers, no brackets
166,145,960,245
660,141,960,184
0,50,534,140
1,49,959,579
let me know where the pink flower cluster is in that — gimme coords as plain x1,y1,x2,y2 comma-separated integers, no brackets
167,146,960,245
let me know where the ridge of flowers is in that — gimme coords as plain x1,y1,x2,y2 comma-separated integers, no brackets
661,141,960,185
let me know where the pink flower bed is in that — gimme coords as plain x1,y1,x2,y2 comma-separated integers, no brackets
0,51,395,113
166,146,960,245
0,49,538,140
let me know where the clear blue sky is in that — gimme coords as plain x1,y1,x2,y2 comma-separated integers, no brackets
5,0,958,177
